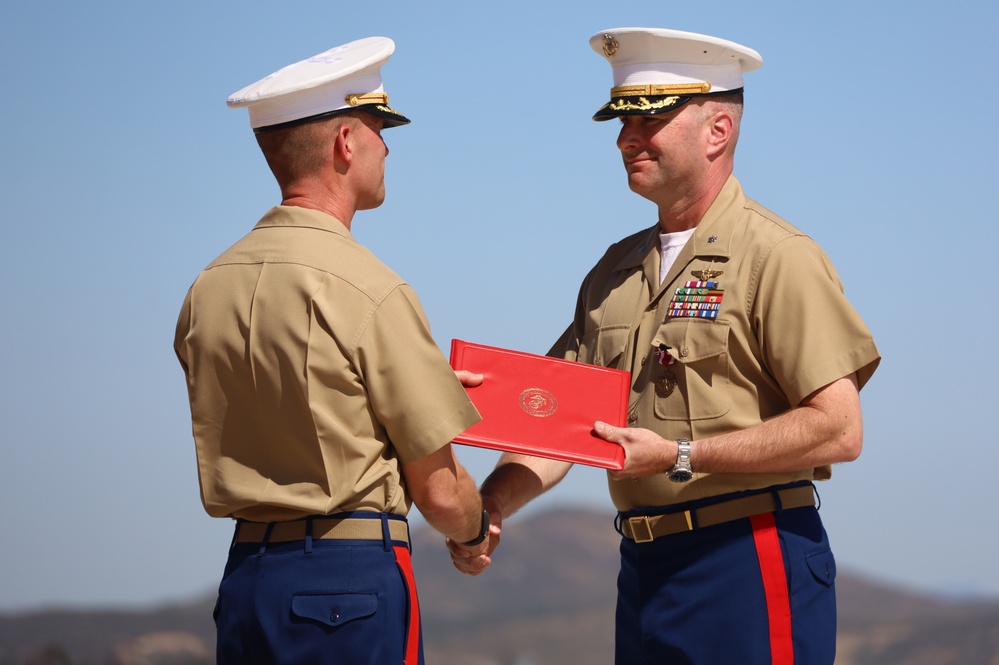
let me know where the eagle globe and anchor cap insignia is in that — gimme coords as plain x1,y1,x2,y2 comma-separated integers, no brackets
519,388,558,417
602,33,619,58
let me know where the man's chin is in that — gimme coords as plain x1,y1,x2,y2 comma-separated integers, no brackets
627,178,653,198
359,192,387,211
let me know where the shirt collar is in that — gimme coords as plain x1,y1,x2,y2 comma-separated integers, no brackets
253,205,355,241
611,174,745,275
684,174,745,260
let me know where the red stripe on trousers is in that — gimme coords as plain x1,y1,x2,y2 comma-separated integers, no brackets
750,513,794,665
393,545,421,665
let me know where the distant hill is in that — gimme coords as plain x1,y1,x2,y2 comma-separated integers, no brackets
2,507,997,664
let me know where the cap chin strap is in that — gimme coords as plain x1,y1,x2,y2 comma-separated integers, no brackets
345,92,389,107
610,82,711,97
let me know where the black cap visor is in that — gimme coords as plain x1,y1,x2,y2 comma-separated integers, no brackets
358,103,411,128
254,104,411,133
592,94,694,121
592,88,744,122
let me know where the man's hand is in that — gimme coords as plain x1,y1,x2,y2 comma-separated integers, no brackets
454,369,483,388
447,494,503,576
593,421,673,481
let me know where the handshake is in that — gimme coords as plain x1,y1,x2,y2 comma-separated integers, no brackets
445,495,503,576
441,366,654,576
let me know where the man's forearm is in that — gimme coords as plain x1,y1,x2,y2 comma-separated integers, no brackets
479,454,573,519
418,466,485,543
403,446,485,543
600,374,864,480
692,374,863,474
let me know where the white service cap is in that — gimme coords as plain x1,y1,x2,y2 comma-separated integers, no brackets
589,28,762,121
227,36,410,132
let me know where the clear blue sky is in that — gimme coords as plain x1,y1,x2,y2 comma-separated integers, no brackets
2,0,997,611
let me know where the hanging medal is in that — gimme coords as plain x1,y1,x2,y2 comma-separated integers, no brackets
654,344,677,398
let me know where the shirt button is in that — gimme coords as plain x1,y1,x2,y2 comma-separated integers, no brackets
640,356,647,366
330,611,340,622
628,413,638,425
679,347,690,357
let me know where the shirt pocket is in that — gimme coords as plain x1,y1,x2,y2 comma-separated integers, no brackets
652,318,731,421
291,592,378,628
578,324,632,370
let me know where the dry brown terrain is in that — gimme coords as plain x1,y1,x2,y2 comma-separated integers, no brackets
2,507,997,664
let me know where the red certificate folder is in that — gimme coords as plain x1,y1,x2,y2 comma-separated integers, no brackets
449,339,630,470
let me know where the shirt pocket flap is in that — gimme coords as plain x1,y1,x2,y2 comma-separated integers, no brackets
653,319,730,364
578,324,632,369
291,592,378,628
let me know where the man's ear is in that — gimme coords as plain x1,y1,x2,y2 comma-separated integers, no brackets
334,122,353,166
705,110,734,157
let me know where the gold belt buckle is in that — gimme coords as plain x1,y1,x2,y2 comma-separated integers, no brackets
628,516,655,543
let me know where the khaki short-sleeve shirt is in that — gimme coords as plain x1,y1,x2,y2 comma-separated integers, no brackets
561,177,880,511
174,206,480,522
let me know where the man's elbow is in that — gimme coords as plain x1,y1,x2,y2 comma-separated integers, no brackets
840,432,863,463
814,374,864,465
833,418,863,463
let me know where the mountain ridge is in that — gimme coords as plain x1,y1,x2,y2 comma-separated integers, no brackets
2,507,997,664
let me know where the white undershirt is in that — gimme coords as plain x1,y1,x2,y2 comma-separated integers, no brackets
659,228,696,285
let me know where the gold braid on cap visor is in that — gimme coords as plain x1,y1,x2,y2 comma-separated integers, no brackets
600,96,681,113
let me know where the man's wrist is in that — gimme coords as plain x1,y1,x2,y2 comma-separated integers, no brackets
460,509,490,546
480,492,503,520
667,438,693,483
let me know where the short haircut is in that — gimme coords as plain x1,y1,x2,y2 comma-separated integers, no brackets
255,112,363,184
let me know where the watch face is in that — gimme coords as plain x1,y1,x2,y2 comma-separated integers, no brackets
668,469,693,483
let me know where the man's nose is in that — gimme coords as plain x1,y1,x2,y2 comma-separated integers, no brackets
617,120,640,152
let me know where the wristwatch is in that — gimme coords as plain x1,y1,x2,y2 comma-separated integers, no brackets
461,509,491,546
667,438,693,483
